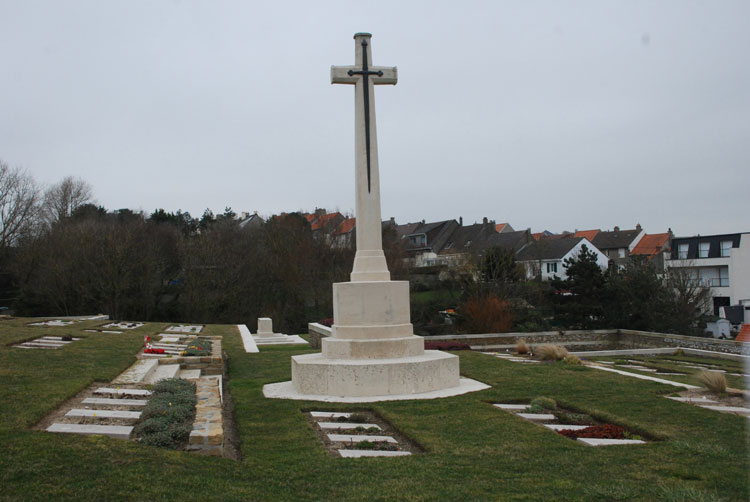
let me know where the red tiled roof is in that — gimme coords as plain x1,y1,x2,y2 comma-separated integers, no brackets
303,213,316,223
495,223,509,232
736,324,750,343
336,217,356,235
631,233,670,256
310,212,342,230
574,229,600,241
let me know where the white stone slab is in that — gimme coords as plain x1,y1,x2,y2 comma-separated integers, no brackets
141,353,167,358
667,396,718,404
263,377,491,403
66,409,141,419
47,423,133,439
82,397,148,406
40,336,77,341
619,365,658,372
166,325,203,333
543,424,590,431
328,434,397,443
21,341,65,348
159,336,182,343
144,364,180,384
310,411,352,418
517,413,556,421
571,348,677,358
253,334,308,345
84,329,123,334
113,359,159,384
699,405,750,414
318,422,381,430
102,322,143,330
339,450,411,458
94,387,152,396
178,369,201,379
237,324,259,353
493,404,528,410
587,365,700,389
577,438,646,446
29,320,75,326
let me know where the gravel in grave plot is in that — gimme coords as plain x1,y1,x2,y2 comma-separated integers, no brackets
306,410,423,457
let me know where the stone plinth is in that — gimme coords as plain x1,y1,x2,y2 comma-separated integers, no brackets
292,351,460,397
257,317,274,336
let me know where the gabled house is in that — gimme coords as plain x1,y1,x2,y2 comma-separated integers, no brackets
515,237,608,281
630,231,672,270
495,222,514,233
238,212,264,229
591,225,646,268
666,232,750,316
437,217,499,265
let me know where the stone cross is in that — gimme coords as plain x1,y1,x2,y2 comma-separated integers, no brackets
331,33,397,282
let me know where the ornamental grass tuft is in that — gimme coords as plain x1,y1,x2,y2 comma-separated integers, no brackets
698,370,727,394
535,344,568,361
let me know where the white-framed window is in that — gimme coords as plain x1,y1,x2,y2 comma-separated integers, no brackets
719,267,729,287
698,242,710,258
409,234,426,247
546,262,558,273
720,240,732,257
618,248,625,258
678,243,689,259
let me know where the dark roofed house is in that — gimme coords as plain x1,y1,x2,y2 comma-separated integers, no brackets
516,237,608,281
395,219,459,267
591,225,646,268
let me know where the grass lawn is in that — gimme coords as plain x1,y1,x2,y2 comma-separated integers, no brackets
1,317,748,501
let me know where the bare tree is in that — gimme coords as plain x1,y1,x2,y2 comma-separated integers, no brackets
0,160,41,251
42,176,94,223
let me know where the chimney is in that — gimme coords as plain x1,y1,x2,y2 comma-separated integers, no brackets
421,219,425,224
459,216,463,226
390,217,395,224
614,226,620,232
636,223,642,230
483,217,488,225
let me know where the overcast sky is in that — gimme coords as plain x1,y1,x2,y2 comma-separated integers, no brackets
1,0,748,236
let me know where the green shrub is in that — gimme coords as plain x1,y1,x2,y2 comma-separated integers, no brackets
135,378,197,450
182,338,212,356
530,397,556,410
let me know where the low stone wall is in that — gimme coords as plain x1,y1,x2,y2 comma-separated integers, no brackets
427,329,749,355
615,330,749,355
307,323,332,349
187,375,223,456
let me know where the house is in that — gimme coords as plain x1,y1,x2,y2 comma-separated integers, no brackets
630,231,673,271
395,219,459,267
573,229,600,242
436,217,500,265
238,212,264,229
515,237,608,281
591,225,646,268
495,222,514,233
666,232,750,316
333,217,356,247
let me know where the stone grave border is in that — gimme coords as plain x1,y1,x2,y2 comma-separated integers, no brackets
304,408,423,457
10,334,84,349
490,400,655,446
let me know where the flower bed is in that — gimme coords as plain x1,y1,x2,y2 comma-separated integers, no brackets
134,378,196,449
182,338,212,356
557,424,626,440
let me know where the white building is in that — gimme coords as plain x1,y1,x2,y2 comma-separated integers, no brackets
516,237,609,281
666,232,750,315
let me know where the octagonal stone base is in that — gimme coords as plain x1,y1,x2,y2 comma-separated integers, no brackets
288,350,460,398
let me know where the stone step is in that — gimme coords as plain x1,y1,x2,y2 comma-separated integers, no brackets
144,364,181,384
47,423,133,439
667,396,718,404
113,359,159,384
543,424,590,431
310,411,352,418
338,450,411,458
328,434,397,444
177,369,201,380
82,397,148,407
65,409,142,419
318,422,381,430
516,413,556,421
94,387,152,397
493,404,528,410
577,438,646,446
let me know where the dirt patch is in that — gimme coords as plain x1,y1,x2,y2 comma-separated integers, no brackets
674,388,750,408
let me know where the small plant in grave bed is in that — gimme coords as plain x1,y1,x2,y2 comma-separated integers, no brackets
181,337,212,356
337,413,368,423
553,411,596,426
355,426,381,433
134,378,197,449
529,397,556,411
557,424,626,440
61,334,73,341
354,440,398,451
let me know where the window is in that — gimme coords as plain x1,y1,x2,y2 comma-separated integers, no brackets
445,242,453,249
698,242,710,258
408,234,426,247
720,240,732,257
546,262,558,274
678,243,689,259
618,248,625,258
464,240,472,247
719,267,729,287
